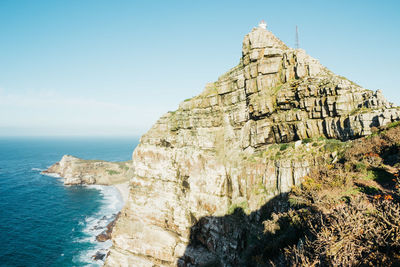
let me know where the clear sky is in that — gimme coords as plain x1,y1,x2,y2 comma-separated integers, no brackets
0,0,399,137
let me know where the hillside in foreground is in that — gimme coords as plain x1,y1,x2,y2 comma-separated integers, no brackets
263,122,400,266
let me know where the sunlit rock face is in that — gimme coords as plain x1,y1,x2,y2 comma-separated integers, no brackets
105,27,400,266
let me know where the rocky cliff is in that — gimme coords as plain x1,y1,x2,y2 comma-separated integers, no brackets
105,26,400,266
43,155,132,185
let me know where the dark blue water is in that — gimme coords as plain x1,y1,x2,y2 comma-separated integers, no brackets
0,137,138,267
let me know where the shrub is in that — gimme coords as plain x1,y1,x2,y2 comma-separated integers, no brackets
227,201,248,214
302,138,312,144
280,144,289,151
261,120,400,266
355,162,367,173
386,121,400,129
324,139,345,153
283,198,389,266
106,170,120,175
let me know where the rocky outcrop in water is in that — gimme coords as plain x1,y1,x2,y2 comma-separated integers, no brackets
105,26,400,266
43,155,132,185
96,212,121,242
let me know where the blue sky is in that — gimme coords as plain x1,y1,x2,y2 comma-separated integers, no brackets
0,0,399,137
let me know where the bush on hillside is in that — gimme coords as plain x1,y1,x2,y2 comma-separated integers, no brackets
263,123,400,266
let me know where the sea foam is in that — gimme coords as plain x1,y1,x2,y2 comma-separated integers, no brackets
73,185,124,265
41,172,61,178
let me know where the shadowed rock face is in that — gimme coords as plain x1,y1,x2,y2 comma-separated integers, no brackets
43,155,132,185
104,27,400,266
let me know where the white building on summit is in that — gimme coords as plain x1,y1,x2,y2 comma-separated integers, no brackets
258,20,267,29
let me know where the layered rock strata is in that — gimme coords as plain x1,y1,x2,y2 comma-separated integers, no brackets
43,155,132,185
105,27,400,266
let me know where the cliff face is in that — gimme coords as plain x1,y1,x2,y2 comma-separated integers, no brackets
105,27,400,266
44,155,132,185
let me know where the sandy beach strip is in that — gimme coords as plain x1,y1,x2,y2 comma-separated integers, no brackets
114,182,129,203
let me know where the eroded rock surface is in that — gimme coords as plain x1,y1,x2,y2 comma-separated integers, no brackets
105,27,400,266
43,155,132,185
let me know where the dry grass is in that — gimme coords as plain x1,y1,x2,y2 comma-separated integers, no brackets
263,123,400,266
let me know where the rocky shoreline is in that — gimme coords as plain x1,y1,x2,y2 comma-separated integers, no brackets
42,155,133,185
96,212,121,242
91,211,122,262
42,155,131,265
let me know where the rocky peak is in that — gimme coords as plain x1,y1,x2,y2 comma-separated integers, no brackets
243,27,288,53
242,27,322,80
105,26,399,266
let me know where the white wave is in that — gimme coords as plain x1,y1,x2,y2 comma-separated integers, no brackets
31,167,44,171
75,242,112,265
73,184,124,265
41,172,61,178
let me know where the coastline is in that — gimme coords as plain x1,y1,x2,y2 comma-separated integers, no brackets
113,182,129,203
41,169,130,204
40,170,129,265
78,183,126,265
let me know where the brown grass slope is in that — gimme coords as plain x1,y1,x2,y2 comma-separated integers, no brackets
262,122,400,266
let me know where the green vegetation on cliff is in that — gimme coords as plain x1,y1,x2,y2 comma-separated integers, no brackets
258,123,400,266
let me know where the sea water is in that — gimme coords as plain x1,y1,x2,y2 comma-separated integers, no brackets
0,137,138,266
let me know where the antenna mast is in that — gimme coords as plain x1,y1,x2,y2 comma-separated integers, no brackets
295,25,299,49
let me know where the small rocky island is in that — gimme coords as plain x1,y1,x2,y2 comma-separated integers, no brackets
43,155,132,186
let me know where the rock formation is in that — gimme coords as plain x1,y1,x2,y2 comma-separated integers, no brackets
43,155,132,185
105,26,400,266
96,212,122,242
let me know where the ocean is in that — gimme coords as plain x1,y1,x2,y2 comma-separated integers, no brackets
0,137,138,267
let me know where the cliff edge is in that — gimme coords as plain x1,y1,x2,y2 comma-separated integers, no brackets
105,26,400,266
